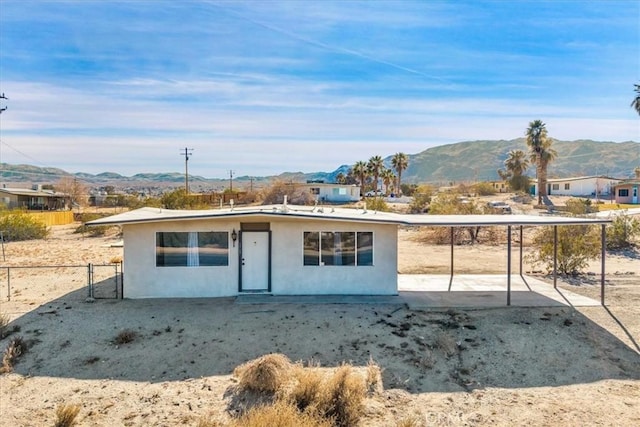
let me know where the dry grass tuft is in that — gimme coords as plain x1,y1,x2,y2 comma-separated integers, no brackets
318,364,367,427
1,336,27,373
0,312,10,339
234,353,293,394
396,413,425,427
365,357,384,395
54,404,81,427
230,400,331,427
435,332,459,358
284,364,325,412
113,329,137,345
109,256,123,264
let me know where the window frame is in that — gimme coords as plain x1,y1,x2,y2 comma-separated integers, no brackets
156,231,229,267
618,189,629,197
303,231,374,267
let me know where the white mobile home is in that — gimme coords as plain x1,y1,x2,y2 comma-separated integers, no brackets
532,176,622,197
88,204,612,300
300,183,361,203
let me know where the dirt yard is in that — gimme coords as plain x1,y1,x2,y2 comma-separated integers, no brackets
0,223,639,426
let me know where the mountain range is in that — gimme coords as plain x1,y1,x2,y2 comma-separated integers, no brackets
1,138,638,188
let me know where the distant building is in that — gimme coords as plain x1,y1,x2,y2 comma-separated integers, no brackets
613,180,639,204
300,182,361,203
0,185,70,210
531,176,622,198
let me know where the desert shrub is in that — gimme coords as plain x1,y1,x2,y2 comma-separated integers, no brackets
113,329,137,345
0,211,48,241
528,225,601,275
606,213,640,250
161,188,210,209
400,183,418,196
234,353,293,394
1,336,27,373
259,181,315,205
365,197,390,212
473,182,496,196
318,364,367,427
231,400,331,427
408,184,435,213
74,213,112,236
283,364,324,412
396,414,425,427
54,404,80,427
564,198,595,215
0,312,9,339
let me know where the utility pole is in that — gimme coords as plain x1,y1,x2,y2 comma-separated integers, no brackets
180,148,194,194
249,176,254,192
0,93,7,166
229,170,234,192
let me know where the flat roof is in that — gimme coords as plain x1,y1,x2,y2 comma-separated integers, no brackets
0,187,67,197
87,205,613,227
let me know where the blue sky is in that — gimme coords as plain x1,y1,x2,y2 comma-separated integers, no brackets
0,0,638,179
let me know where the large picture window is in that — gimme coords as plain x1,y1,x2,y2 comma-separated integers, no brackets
156,232,229,267
304,231,373,266
618,189,629,197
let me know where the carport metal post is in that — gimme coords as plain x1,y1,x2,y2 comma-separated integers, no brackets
601,224,606,305
553,225,558,289
519,225,523,276
507,225,512,306
448,227,454,291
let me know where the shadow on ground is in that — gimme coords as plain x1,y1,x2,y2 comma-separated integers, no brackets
2,286,639,394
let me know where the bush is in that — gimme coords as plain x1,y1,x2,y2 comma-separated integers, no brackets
319,364,366,427
365,197,390,212
606,213,640,250
528,225,601,275
259,181,315,205
231,400,331,427
0,211,48,241
473,182,496,196
54,404,81,427
234,353,293,394
564,198,596,215
161,188,210,209
113,329,137,345
74,213,113,236
408,185,435,213
1,336,27,373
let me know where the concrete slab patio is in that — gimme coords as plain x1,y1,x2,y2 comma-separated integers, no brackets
235,274,600,308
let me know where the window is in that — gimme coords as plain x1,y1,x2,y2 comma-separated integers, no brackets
564,183,570,190
310,187,320,195
618,189,629,197
156,232,229,267
552,184,559,190
303,231,373,266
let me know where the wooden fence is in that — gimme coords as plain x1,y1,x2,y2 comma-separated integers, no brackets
27,211,75,226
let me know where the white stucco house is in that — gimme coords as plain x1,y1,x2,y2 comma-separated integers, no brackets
531,175,622,198
299,183,361,203
88,203,611,300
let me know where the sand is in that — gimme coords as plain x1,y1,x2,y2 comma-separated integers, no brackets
0,223,639,426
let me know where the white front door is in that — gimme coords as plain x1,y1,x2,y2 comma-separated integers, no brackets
633,186,638,204
240,231,270,291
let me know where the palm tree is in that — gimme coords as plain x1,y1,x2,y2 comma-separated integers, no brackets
367,155,384,194
335,172,346,184
501,149,530,192
526,120,557,205
381,168,396,195
391,152,409,195
632,83,640,116
352,161,368,197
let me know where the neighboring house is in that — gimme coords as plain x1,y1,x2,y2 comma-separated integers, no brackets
613,180,640,204
300,183,361,203
0,185,70,210
87,203,610,299
488,180,508,193
531,176,622,198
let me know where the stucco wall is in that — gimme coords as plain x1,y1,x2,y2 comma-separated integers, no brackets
121,215,398,298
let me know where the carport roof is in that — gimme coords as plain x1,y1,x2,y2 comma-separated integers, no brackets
87,205,613,227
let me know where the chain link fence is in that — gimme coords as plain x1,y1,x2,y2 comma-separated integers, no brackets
1,263,122,301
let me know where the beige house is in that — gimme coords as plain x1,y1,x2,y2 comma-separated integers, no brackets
0,185,70,210
613,180,639,204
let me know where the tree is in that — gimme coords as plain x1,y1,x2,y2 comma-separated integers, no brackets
335,172,346,184
498,149,530,192
391,152,409,195
631,83,640,116
56,177,87,208
529,225,600,275
381,168,395,195
352,161,368,197
367,155,384,194
526,120,557,205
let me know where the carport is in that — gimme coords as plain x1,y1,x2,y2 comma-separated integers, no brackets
399,214,612,306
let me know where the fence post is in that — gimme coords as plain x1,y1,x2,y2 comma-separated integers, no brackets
87,263,93,299
6,267,10,301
